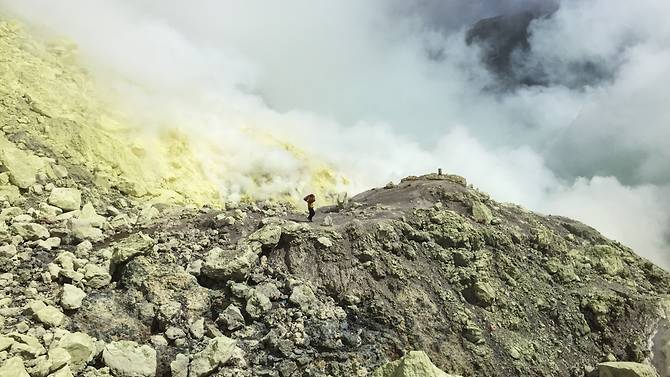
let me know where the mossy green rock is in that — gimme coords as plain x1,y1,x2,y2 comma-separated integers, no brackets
598,362,659,377
372,351,460,377
188,336,237,377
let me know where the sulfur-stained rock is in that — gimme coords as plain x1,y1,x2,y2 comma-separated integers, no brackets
0,135,45,189
202,245,258,282
0,184,22,204
28,300,65,327
110,233,155,266
61,284,86,310
12,222,49,240
289,285,318,312
372,351,461,377
56,332,97,372
78,203,106,228
188,336,237,377
47,365,74,377
247,224,282,249
102,341,156,377
0,356,30,377
82,264,112,289
598,362,658,377
471,201,493,224
48,188,82,211
245,289,272,319
170,354,189,377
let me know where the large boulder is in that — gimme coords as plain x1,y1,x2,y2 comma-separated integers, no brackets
202,245,258,281
471,201,493,224
102,341,156,377
0,356,30,377
189,336,237,377
56,332,97,372
245,289,272,319
110,233,156,266
28,301,65,327
0,184,22,204
48,188,82,211
372,351,460,377
247,224,282,248
61,284,87,310
598,362,659,377
12,222,49,240
0,135,45,188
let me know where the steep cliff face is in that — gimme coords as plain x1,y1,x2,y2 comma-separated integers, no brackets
1,16,670,377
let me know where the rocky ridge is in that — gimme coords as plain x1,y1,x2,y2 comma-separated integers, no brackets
1,154,670,376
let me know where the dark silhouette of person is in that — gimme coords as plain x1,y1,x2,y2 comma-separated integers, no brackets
304,194,316,222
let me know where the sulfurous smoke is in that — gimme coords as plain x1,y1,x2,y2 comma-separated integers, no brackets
1,0,668,268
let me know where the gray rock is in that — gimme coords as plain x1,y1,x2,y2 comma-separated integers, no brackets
102,341,156,377
245,289,272,319
289,285,318,312
218,305,245,331
471,201,493,224
165,327,186,341
202,246,258,282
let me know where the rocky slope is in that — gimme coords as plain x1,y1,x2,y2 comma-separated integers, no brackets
1,15,670,377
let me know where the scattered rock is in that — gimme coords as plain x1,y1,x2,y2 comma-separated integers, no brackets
102,341,156,377
56,332,97,372
202,245,258,282
189,336,237,377
316,236,333,248
61,284,86,310
372,351,460,377
218,305,245,331
28,301,65,327
471,201,493,224
598,362,658,377
289,285,318,313
170,354,189,377
245,289,272,319
247,224,282,249
190,318,205,339
12,222,49,240
0,356,30,377
110,233,156,266
48,188,82,211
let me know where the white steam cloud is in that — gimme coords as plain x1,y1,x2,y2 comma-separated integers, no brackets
1,0,668,268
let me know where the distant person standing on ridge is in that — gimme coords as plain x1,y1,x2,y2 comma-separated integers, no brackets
304,194,316,222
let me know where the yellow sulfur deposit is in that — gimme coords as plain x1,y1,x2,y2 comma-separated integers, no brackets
0,20,346,207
